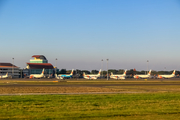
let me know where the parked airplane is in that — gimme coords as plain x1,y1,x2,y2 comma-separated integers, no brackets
83,69,101,79
30,68,45,79
134,70,151,79
158,70,176,79
110,70,127,80
0,73,8,79
56,69,74,79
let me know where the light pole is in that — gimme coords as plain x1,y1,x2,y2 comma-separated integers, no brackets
147,60,149,73
101,59,103,79
164,67,166,74
55,58,57,75
107,59,109,80
12,58,14,77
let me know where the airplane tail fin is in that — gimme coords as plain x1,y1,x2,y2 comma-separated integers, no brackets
111,72,113,76
172,70,176,75
41,68,45,75
83,72,86,76
148,70,151,75
70,69,74,75
98,69,101,76
123,69,127,75
6,72,8,76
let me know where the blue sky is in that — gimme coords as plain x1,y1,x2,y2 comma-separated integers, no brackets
0,0,180,71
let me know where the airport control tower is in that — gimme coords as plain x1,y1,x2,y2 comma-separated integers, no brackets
26,55,54,77
29,55,48,63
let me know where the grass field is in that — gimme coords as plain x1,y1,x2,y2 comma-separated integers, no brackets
1,93,180,119
1,79,180,119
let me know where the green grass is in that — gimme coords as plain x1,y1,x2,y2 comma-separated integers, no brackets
1,93,180,119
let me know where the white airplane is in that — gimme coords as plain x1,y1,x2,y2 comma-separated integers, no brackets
56,69,74,79
0,73,8,79
83,69,101,79
110,70,127,80
158,70,176,79
134,70,151,79
30,68,45,79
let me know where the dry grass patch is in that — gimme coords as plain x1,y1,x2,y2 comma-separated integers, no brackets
0,87,126,94
106,85,180,92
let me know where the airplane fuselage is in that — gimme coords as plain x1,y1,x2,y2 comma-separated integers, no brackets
84,75,100,79
30,68,45,79
56,69,74,79
134,75,151,79
30,74,44,79
83,69,101,80
158,75,175,79
0,73,8,79
158,70,176,79
57,75,73,79
110,70,127,80
110,75,126,79
0,75,8,79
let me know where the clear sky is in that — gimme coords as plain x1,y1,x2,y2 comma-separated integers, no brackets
0,0,180,71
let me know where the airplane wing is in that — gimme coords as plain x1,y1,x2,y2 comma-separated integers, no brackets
118,76,125,79
56,75,64,79
91,76,97,79
60,76,64,79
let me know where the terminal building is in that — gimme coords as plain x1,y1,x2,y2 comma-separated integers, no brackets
0,63,20,78
25,55,54,78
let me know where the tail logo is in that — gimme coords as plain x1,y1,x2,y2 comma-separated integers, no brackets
173,71,175,75
30,75,33,79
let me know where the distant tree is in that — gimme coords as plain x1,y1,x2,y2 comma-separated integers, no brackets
91,70,98,74
59,69,66,74
66,70,72,74
81,70,90,74
138,70,146,74
73,69,81,78
108,69,118,74
117,69,124,74
128,69,135,75
76,69,81,74
102,71,107,75
176,71,180,76
151,71,157,76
